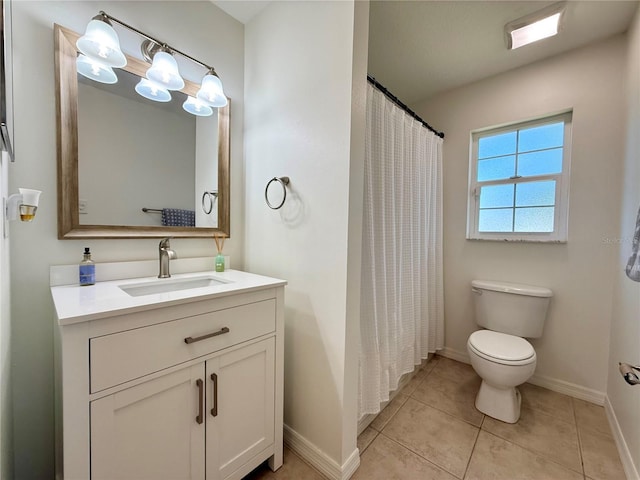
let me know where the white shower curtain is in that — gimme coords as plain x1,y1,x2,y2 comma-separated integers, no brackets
358,83,444,417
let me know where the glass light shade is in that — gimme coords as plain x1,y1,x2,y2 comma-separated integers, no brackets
182,96,213,117
146,51,185,91
76,54,118,84
196,73,228,108
135,78,171,102
76,19,127,68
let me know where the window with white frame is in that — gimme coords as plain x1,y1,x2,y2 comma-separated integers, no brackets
467,111,572,242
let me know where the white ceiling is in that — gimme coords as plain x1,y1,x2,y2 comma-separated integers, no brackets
211,0,271,24
210,1,638,104
368,1,639,104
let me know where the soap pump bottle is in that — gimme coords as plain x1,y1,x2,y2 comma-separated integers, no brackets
79,247,95,286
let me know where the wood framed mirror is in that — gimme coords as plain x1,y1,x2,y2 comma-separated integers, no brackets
54,24,230,239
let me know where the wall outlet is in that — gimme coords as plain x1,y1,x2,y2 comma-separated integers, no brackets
79,199,88,214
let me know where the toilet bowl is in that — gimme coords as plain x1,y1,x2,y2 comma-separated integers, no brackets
467,330,536,423
467,280,552,423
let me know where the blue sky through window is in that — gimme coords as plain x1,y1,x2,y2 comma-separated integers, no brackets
478,132,516,159
475,121,564,234
518,122,564,152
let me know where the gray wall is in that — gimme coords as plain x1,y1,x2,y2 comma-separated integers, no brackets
244,0,368,472
9,2,244,477
606,6,640,478
414,35,626,399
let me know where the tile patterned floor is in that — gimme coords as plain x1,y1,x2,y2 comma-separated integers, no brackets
246,356,626,480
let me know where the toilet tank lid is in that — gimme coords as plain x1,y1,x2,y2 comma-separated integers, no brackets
471,280,553,298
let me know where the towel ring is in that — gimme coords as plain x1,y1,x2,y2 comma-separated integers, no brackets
202,191,218,215
265,177,290,210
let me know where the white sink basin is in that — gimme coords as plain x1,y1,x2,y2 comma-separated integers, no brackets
119,275,230,297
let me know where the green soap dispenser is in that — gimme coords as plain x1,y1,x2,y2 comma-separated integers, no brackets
79,247,95,286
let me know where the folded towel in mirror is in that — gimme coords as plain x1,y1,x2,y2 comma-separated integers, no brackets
625,205,640,282
161,208,195,227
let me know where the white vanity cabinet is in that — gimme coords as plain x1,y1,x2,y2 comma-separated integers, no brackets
52,270,285,480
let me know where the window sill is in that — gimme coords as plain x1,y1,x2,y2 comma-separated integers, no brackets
466,236,567,244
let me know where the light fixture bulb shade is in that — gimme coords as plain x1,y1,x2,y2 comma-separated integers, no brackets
76,19,127,68
196,73,228,108
182,96,213,117
76,54,118,84
146,51,185,91
135,78,172,102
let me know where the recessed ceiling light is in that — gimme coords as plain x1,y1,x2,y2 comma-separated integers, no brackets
505,2,566,50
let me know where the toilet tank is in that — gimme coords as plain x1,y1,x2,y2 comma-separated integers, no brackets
471,280,553,338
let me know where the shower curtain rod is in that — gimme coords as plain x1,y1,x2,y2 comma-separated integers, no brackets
367,75,445,139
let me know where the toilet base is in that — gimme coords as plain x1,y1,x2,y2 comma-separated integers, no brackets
475,381,522,423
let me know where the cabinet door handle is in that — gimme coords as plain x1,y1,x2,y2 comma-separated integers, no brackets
210,373,218,417
196,379,204,425
184,327,230,344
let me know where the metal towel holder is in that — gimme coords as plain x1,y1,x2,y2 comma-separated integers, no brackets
265,177,290,210
202,191,218,215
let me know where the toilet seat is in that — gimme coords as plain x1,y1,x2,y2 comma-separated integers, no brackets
468,330,535,366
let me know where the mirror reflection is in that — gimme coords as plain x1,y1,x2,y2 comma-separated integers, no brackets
77,69,219,228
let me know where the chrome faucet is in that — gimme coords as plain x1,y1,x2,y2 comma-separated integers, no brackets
158,237,177,278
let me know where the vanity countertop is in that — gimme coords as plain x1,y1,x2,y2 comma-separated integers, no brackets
51,269,286,326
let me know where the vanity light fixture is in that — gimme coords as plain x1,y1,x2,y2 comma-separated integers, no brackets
142,41,185,91
78,11,227,112
505,2,565,50
76,14,127,68
183,96,213,117
135,78,172,102
76,54,118,84
196,69,228,108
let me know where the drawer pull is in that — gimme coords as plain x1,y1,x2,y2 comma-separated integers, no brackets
184,327,230,344
211,373,218,417
196,379,204,425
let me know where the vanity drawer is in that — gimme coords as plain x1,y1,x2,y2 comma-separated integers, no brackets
90,299,276,393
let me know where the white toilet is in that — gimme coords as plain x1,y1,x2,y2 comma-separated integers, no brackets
466,280,553,423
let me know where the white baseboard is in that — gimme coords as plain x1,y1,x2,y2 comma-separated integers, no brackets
605,396,640,480
284,424,360,480
439,346,471,364
438,347,606,405
528,373,605,405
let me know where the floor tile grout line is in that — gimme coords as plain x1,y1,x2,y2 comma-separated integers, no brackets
462,421,483,479
373,393,410,432
404,395,487,431
572,397,587,477
357,429,379,456
407,391,485,429
518,395,582,428
379,431,467,480
479,424,585,476
478,430,588,479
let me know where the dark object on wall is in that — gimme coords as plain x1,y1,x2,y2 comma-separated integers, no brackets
625,206,640,282
0,0,13,161
619,362,640,386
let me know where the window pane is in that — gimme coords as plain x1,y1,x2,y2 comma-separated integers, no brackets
479,208,513,232
479,184,514,208
478,131,517,159
515,180,556,207
477,156,516,181
517,148,563,177
514,207,555,232
518,122,564,152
